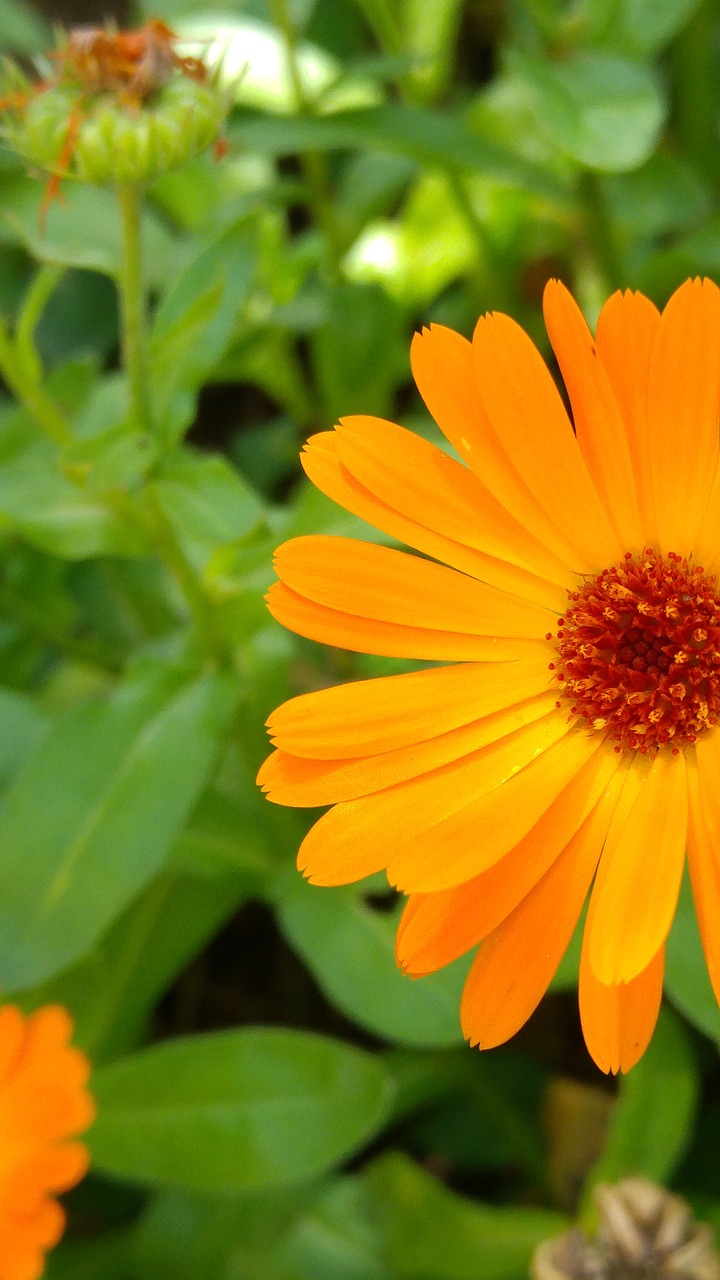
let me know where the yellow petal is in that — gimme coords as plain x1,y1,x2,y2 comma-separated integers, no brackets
543,280,644,552
301,433,566,610
410,324,589,570
460,787,617,1050
473,310,621,567
387,725,601,892
267,658,552,759
686,736,720,1004
648,278,720,549
297,710,570,885
259,690,558,806
594,288,661,542
267,581,552,662
587,750,688,985
335,416,569,588
273,536,554,637
579,940,664,1075
397,744,624,974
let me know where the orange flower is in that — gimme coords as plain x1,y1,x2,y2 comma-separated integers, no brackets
259,277,720,1074
0,1005,94,1280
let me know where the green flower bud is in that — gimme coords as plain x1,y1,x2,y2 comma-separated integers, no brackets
2,52,229,188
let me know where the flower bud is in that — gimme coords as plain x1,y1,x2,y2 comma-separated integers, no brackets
1,24,230,189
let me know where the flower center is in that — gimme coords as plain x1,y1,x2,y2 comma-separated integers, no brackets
551,549,720,752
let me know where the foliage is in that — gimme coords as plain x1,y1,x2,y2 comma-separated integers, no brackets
0,0,717,1273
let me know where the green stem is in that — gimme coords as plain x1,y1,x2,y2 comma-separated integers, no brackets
141,489,224,659
269,0,344,275
444,167,509,307
15,264,64,383
0,317,71,447
577,169,624,293
116,182,153,432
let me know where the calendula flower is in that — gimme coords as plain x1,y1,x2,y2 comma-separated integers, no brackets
259,277,720,1074
0,1004,94,1280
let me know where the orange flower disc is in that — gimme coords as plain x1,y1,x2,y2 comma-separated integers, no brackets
0,1005,94,1280
260,275,720,1074
554,549,720,751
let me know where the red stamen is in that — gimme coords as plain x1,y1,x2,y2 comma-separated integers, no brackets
554,549,720,752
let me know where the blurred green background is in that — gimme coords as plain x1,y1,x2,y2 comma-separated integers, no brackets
1,0,720,1275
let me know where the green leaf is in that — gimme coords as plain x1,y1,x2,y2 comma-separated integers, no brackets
0,441,148,559
0,686,47,788
0,668,235,989
311,282,405,422
365,1153,566,1279
229,105,568,199
30,870,249,1064
0,0,49,52
509,49,666,172
278,873,469,1047
131,1182,319,1280
584,1005,698,1196
2,178,175,283
90,1028,395,1191
589,0,703,58
150,228,255,424
666,872,720,1043
150,451,265,573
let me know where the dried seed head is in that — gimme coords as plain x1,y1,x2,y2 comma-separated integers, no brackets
532,1179,720,1280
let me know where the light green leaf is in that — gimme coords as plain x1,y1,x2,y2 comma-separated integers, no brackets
90,1028,395,1191
30,870,248,1064
278,873,468,1047
589,0,703,57
229,105,568,199
584,1005,698,1196
178,14,381,114
509,49,666,172
150,229,255,424
366,1153,566,1279
666,872,720,1043
150,451,265,573
0,0,49,52
0,669,235,989
0,441,148,558
3,178,175,283
0,687,47,788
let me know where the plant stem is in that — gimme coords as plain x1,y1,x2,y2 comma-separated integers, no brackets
269,0,344,275
116,182,153,432
0,318,72,447
577,169,624,293
141,489,224,660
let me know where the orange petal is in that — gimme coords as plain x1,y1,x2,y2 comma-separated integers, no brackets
267,581,552,663
587,750,688,985
301,434,564,610
333,416,569,591
267,657,552,759
410,324,588,570
473,310,621,567
386,724,602,891
460,788,616,1050
686,736,720,1004
259,692,558,807
579,939,664,1075
594,288,661,541
543,280,644,551
273,536,554,637
397,745,625,974
647,278,720,549
297,710,570,886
